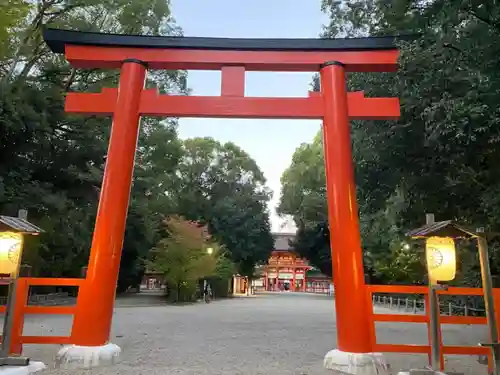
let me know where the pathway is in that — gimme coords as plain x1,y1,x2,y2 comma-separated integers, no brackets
21,292,488,375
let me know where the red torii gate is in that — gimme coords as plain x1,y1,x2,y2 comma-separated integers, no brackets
42,28,403,373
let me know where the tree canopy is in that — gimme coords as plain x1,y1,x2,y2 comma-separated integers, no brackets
279,0,500,286
148,216,233,302
175,137,274,278
1,0,273,293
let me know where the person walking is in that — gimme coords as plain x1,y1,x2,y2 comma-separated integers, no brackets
204,283,212,303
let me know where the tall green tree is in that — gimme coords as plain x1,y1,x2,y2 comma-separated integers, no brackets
0,0,30,60
0,0,186,289
175,137,274,278
277,133,331,276
281,0,500,285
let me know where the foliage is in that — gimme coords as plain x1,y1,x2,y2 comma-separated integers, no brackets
0,0,272,295
0,0,30,59
148,216,232,302
280,0,500,285
175,137,274,278
291,222,331,277
278,133,326,225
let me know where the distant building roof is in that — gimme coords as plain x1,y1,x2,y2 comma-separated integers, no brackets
272,232,295,251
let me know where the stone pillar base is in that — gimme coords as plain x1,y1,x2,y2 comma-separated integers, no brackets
397,371,450,375
324,349,390,374
0,361,45,375
55,343,121,369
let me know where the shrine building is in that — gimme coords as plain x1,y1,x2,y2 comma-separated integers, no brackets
142,231,331,295
258,233,330,292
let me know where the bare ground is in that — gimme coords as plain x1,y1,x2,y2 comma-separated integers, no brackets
17,292,489,375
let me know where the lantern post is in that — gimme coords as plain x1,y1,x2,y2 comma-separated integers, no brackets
406,217,500,375
475,229,500,375
0,214,43,366
424,214,456,371
407,216,461,374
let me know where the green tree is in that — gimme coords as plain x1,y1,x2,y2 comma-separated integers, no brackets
0,0,30,60
283,0,500,285
277,133,332,276
278,133,326,225
148,216,229,302
175,137,274,279
0,0,186,291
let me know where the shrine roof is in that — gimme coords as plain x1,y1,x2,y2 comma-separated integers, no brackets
43,28,413,54
273,233,295,251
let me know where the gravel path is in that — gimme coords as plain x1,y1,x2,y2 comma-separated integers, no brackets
19,292,489,375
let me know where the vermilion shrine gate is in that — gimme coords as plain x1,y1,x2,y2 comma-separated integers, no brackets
4,28,498,374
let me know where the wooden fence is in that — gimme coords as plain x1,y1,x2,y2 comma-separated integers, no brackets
372,294,486,317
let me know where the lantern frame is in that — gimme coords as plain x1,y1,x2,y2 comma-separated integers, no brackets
0,232,24,278
407,218,499,373
425,236,457,283
0,215,43,366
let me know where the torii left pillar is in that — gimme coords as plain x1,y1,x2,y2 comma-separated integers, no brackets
321,61,389,375
56,59,147,368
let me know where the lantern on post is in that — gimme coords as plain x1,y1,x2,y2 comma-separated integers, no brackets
0,215,43,366
425,236,457,283
0,232,24,276
407,217,498,374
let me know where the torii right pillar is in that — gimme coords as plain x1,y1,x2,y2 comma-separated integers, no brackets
321,61,390,375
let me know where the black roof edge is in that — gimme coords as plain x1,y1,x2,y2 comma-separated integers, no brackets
406,220,477,239
42,27,417,54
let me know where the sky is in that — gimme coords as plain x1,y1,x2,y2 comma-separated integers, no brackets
170,0,328,232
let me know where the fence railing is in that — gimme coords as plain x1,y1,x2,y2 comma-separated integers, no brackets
0,277,84,354
0,292,73,306
367,285,494,373
371,294,486,316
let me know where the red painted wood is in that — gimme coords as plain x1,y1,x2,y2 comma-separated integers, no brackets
65,45,399,72
221,66,245,96
10,278,28,354
375,344,430,354
320,62,371,353
368,284,489,296
376,343,490,356
21,336,73,345
71,61,147,347
440,316,487,325
373,314,428,324
21,277,84,286
375,343,491,356
443,345,490,355
65,89,400,119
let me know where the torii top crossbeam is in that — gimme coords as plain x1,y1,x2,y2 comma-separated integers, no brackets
42,28,405,120
43,28,407,72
